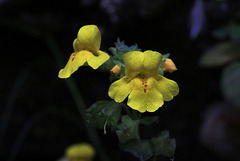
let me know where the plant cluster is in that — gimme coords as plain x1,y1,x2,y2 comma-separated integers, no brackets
59,25,179,161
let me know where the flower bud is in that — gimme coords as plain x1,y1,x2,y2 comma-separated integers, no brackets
161,58,177,73
110,65,121,76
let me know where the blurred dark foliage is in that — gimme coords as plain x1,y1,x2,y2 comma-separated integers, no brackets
0,0,240,161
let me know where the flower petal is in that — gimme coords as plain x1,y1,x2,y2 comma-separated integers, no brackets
155,75,179,101
123,51,144,78
108,76,132,102
74,25,101,53
66,143,95,159
58,51,92,78
127,77,164,113
73,38,81,52
123,50,162,78
143,50,163,72
87,50,110,69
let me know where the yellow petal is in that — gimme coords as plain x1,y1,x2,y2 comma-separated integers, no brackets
73,38,81,52
123,50,162,78
127,77,164,113
143,50,163,72
58,52,87,78
74,25,101,54
155,75,179,101
123,51,143,72
108,76,132,102
87,50,110,69
65,143,95,159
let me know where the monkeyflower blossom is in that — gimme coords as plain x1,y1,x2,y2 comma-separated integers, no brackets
108,50,179,113
65,143,95,161
58,25,110,78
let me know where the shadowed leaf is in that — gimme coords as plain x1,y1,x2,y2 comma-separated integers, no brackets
221,62,240,108
151,131,176,157
120,140,153,161
86,100,122,129
140,116,159,125
199,42,240,67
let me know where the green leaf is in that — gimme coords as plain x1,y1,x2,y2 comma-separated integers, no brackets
160,53,170,67
140,116,159,125
110,66,126,81
221,62,240,108
116,115,140,144
86,100,122,130
151,131,176,157
117,115,153,160
213,22,240,42
159,53,170,76
120,66,126,78
109,38,141,64
109,38,141,81
112,59,124,67
159,68,164,76
120,140,153,161
97,56,114,72
199,42,240,67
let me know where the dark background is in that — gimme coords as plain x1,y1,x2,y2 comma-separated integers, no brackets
1,0,240,161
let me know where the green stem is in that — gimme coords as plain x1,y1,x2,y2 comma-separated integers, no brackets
44,35,109,161
7,111,43,161
0,17,109,161
152,154,157,161
132,110,141,120
121,103,134,119
0,67,30,151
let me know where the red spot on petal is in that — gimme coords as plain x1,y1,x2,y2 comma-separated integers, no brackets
144,85,148,88
71,54,76,61
144,89,146,93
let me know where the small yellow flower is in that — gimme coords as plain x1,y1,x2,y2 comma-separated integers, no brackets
108,50,179,113
161,58,177,73
65,143,95,161
110,65,121,76
58,25,110,78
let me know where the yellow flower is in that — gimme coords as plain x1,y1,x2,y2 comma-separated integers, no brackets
108,50,179,113
65,143,95,161
161,58,177,73
58,25,110,78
